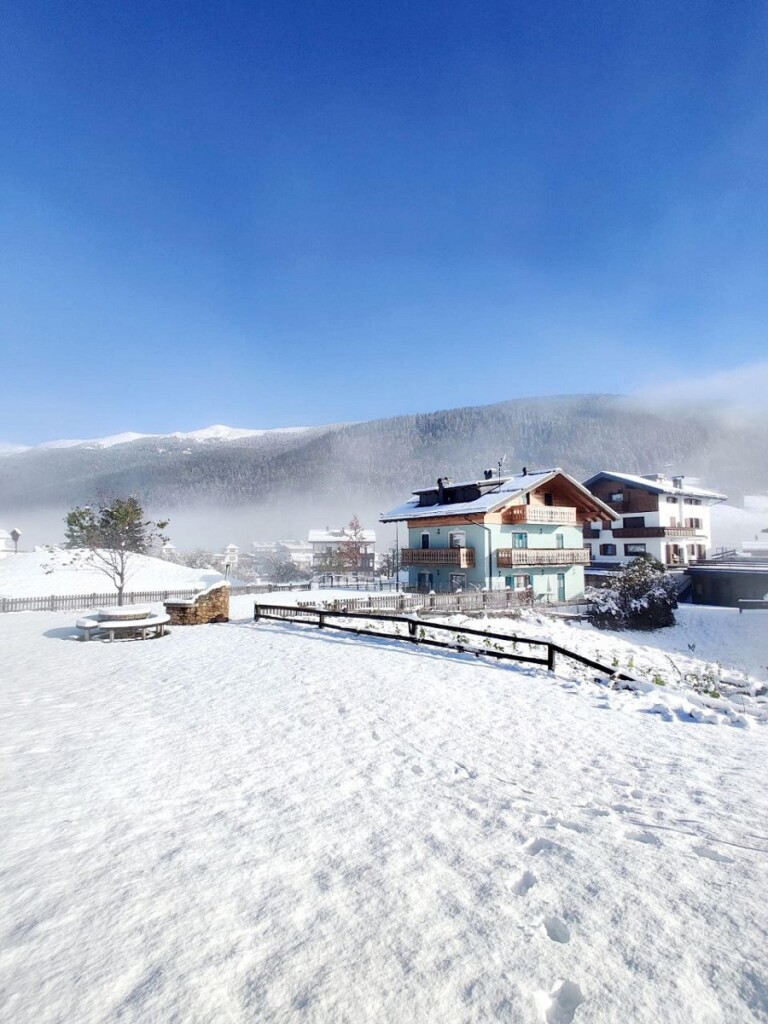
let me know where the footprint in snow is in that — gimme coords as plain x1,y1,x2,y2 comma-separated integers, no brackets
511,869,537,896
543,916,571,944
524,837,559,856
410,764,424,776
541,980,585,1024
693,845,735,863
625,830,662,847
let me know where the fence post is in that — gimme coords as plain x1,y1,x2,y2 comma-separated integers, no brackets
318,612,325,629
254,604,260,622
547,645,556,673
408,619,417,642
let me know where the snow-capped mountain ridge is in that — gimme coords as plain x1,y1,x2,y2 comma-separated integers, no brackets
1,424,313,453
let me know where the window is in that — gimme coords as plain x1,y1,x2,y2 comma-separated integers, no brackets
602,520,612,531
623,516,645,529
417,572,433,591
448,531,466,549
624,543,647,555
556,534,564,549
685,518,702,530
506,574,532,590
420,532,430,550
684,498,702,506
449,573,466,591
583,543,593,556
544,492,554,507
610,492,624,503
666,496,678,504
512,533,528,549
599,544,617,556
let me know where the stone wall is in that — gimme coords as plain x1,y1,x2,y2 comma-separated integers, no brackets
164,583,230,625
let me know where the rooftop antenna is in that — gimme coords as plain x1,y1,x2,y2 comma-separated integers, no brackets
497,454,507,479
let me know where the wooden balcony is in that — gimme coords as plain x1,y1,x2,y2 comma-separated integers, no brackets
612,527,700,539
496,548,590,567
505,505,577,525
401,547,476,568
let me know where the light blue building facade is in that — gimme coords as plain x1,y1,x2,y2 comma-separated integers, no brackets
381,468,616,601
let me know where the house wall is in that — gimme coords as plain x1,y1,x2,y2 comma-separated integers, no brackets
405,522,586,599
584,478,713,567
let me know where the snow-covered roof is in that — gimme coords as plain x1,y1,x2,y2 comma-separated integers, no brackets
381,468,616,522
584,471,726,502
308,528,376,544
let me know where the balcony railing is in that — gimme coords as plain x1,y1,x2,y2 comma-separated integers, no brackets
611,527,701,539
401,547,476,568
505,505,578,525
496,548,590,567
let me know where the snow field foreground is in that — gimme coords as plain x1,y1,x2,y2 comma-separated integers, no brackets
1,603,768,1023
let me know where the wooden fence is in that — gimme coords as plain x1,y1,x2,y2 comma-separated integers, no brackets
284,589,589,616
253,604,635,681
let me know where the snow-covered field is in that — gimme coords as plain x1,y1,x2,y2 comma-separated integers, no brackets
2,595,768,1023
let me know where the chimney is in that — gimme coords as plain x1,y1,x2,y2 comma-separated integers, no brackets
672,475,684,489
522,466,528,476
437,477,445,504
484,469,493,480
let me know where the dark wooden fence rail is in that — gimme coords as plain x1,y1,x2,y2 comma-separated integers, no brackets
253,603,635,681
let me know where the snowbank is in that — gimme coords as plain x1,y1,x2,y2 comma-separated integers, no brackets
0,548,226,598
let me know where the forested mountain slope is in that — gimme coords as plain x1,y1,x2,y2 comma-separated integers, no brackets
1,395,764,514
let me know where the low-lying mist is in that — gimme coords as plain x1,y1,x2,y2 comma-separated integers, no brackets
3,499,399,556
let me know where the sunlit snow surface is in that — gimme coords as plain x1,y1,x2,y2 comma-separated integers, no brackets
1,597,768,1023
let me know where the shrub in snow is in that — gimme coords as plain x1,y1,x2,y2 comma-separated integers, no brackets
587,555,677,631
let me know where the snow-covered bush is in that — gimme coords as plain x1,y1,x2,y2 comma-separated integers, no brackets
587,555,677,631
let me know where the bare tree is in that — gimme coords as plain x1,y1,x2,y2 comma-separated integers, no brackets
64,497,169,605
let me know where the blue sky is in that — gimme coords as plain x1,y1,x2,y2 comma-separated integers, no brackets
2,0,767,443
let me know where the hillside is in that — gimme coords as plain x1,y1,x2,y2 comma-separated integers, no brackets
2,395,766,549
2,396,766,510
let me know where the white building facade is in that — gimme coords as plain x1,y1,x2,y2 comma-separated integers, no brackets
308,527,376,572
583,472,726,568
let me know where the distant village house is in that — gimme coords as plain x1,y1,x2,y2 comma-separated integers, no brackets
308,526,376,573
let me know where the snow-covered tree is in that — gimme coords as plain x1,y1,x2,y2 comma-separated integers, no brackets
587,555,677,631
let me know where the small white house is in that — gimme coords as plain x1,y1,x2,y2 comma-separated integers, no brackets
308,527,376,572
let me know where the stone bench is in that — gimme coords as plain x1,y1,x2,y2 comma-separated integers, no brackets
76,612,170,642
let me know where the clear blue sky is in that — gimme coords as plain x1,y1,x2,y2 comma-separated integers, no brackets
1,0,767,443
